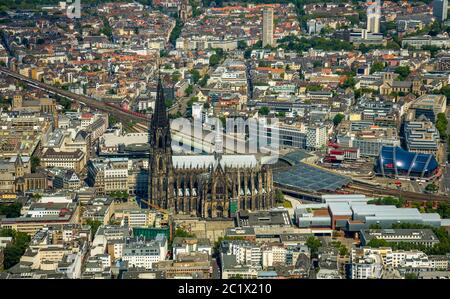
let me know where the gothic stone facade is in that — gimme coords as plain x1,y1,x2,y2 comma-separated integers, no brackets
147,79,274,218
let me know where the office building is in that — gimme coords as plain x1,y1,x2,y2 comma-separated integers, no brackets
262,8,274,47
121,234,167,270
404,120,440,156
367,0,381,34
294,194,448,232
360,229,440,247
402,35,450,48
41,149,86,173
152,252,214,279
306,125,328,150
410,94,447,123
433,0,448,22
172,237,212,260
350,251,383,279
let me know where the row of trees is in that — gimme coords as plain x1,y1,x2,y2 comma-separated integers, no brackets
394,66,411,81
332,113,345,127
85,219,102,239
109,190,129,200
330,240,349,256
99,16,113,41
411,201,450,219
0,203,22,218
367,196,405,208
169,17,183,46
278,35,354,52
306,236,322,257
436,113,448,140
209,48,226,67
0,228,31,270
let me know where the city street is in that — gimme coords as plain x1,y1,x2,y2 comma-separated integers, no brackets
439,106,450,194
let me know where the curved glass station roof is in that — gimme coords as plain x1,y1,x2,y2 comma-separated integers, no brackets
375,146,439,178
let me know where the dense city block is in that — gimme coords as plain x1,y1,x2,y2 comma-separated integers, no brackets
0,0,450,280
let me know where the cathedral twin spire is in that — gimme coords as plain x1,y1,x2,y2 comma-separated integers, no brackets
149,72,172,151
150,75,169,131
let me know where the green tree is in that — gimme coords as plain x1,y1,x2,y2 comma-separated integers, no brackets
189,69,201,84
30,156,40,173
339,245,348,256
187,96,199,107
333,113,345,127
174,228,195,238
436,113,448,140
169,18,183,46
306,85,322,92
274,189,284,203
185,85,194,96
313,61,323,68
100,17,113,40
198,74,210,87
237,40,247,50
209,54,220,67
340,76,356,89
440,85,450,105
109,115,118,127
165,99,174,108
0,228,31,270
368,196,405,208
159,50,168,58
366,238,389,248
171,72,181,83
394,66,411,81
258,106,270,115
244,48,252,59
370,62,385,74
86,219,102,239
306,236,322,256
0,203,22,218
425,183,439,193
436,202,450,218
386,41,401,50
422,45,440,58
405,273,418,279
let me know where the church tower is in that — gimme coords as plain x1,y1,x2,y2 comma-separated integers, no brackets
148,77,174,210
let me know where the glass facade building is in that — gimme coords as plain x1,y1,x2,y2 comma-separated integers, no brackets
375,146,439,179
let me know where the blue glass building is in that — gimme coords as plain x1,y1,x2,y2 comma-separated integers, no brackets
375,146,439,179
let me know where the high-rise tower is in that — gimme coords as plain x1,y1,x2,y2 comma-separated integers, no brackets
433,0,448,22
367,0,381,34
148,77,174,210
262,8,274,47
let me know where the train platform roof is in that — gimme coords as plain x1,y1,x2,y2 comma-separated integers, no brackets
278,150,313,166
273,162,351,192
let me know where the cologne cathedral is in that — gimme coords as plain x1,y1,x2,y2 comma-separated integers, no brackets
146,78,274,218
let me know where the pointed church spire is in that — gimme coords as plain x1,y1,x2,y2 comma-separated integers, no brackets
151,71,169,130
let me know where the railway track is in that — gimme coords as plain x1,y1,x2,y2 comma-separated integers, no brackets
345,181,450,202
0,67,148,125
